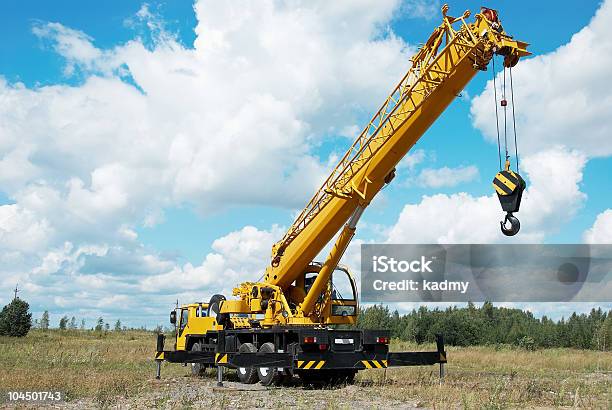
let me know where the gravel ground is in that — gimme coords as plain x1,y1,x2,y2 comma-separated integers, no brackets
14,374,423,409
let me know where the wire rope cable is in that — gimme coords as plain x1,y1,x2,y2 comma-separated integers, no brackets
502,66,509,160
509,66,520,173
492,57,503,170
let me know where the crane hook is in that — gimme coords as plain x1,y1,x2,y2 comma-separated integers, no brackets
500,212,520,236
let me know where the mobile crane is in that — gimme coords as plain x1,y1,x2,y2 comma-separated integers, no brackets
155,5,529,386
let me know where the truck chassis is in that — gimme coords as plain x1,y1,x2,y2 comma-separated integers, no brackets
155,328,446,386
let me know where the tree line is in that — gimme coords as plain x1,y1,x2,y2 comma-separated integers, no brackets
356,302,612,350
33,311,126,332
0,297,145,336
3,296,610,350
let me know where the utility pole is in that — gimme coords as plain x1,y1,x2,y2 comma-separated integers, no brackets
13,283,19,300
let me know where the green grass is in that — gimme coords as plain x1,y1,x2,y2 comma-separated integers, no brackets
371,339,612,408
0,329,184,405
1,330,610,408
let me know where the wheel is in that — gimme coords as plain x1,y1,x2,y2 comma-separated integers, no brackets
190,342,205,377
257,342,282,386
236,343,259,384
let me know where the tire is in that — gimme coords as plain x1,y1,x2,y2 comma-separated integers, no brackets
236,343,259,384
190,342,205,377
257,342,282,386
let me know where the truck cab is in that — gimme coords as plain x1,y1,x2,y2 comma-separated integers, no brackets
170,303,222,351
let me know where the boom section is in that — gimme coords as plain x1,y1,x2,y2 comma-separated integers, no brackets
264,7,529,291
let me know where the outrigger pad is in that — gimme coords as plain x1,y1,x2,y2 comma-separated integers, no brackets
493,170,526,213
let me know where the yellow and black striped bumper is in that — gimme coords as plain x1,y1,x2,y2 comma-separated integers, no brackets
296,360,326,369
360,359,388,369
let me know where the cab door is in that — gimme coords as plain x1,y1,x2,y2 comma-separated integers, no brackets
325,266,358,324
176,307,189,350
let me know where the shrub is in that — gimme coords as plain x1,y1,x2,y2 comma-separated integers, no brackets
0,298,32,337
518,335,536,351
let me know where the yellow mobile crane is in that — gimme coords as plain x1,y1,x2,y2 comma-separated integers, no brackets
155,5,529,386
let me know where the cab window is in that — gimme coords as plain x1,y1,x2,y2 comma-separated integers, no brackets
304,272,317,294
196,305,207,317
179,308,189,333
331,268,357,317
331,269,356,301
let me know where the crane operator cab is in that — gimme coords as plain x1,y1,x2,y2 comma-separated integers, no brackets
295,264,358,323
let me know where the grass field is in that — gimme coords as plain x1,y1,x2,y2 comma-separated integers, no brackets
1,330,610,408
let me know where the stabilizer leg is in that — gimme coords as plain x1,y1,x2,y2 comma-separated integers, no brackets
217,366,223,387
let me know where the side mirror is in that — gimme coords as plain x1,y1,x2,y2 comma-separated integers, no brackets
169,310,176,325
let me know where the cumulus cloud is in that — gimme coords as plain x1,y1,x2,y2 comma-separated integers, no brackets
471,0,612,158
397,148,427,171
140,225,285,294
33,23,107,76
2,0,609,325
0,0,415,321
400,0,440,20
387,147,586,243
399,0,612,245
584,209,612,243
412,165,479,188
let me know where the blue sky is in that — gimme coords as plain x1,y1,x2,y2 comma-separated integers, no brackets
0,0,610,327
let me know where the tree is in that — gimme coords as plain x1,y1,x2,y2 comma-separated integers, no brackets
104,322,110,331
80,319,86,330
593,314,612,351
69,316,77,330
95,317,104,332
114,319,122,331
0,298,32,337
59,316,69,330
40,311,50,330
357,304,393,331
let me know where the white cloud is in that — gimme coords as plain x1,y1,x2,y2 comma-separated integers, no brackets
0,0,415,322
391,0,612,245
387,147,586,244
2,0,609,325
0,204,51,254
397,148,426,171
400,0,440,20
32,23,115,77
140,225,285,295
413,165,479,188
2,0,413,216
584,209,612,243
471,0,612,158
